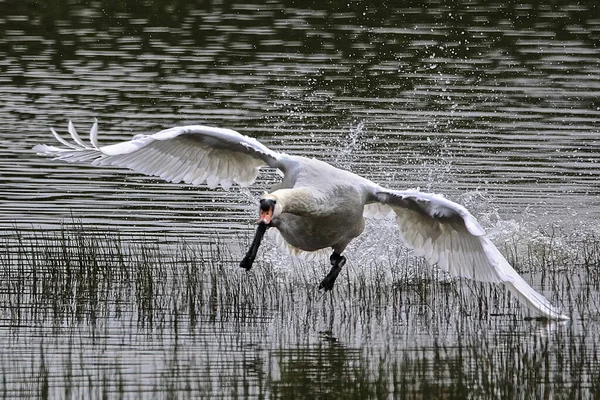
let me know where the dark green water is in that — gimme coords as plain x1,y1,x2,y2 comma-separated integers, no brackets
0,0,599,398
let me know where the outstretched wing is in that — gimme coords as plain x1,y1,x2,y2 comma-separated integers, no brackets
371,188,567,320
33,120,285,189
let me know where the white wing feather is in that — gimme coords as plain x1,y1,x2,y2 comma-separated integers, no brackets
33,121,284,189
375,189,567,320
363,202,395,219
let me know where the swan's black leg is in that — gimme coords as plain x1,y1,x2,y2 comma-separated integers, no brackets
319,252,346,291
240,222,268,270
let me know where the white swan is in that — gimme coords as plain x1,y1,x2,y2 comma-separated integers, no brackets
33,121,568,320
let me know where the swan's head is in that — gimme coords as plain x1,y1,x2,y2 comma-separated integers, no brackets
258,195,277,226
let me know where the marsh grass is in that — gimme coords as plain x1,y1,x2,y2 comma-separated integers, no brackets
0,221,599,398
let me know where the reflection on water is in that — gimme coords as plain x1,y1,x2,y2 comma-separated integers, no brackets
0,0,599,398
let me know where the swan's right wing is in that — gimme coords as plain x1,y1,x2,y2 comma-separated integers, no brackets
372,188,567,320
33,121,285,189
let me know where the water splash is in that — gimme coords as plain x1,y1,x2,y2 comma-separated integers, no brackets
334,121,366,170
421,133,459,192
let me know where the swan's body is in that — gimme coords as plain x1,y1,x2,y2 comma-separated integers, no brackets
34,121,568,320
265,157,370,253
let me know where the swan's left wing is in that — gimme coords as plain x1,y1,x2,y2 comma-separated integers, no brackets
372,188,567,320
33,120,284,189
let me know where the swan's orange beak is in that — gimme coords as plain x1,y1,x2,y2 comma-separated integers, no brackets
258,198,276,226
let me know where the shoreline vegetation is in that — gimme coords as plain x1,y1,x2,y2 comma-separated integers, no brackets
0,221,598,398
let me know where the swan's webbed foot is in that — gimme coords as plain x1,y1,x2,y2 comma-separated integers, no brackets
319,252,346,291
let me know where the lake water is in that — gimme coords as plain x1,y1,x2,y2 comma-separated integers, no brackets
0,0,599,398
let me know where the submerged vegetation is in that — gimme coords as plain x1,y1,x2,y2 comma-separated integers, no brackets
0,221,599,398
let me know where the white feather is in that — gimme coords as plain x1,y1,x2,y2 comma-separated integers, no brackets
363,202,394,219
68,120,90,149
377,188,567,319
50,127,78,149
267,229,329,261
35,121,283,189
89,119,100,150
